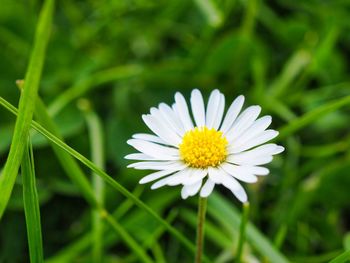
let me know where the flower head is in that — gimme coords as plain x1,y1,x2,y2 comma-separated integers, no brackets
126,89,284,202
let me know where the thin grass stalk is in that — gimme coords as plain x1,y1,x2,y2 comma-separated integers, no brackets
22,139,44,263
79,99,106,262
103,212,154,263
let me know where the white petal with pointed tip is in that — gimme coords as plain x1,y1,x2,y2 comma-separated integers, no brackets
132,133,166,144
139,169,177,184
127,139,179,160
206,90,221,128
230,130,279,153
220,95,244,133
220,172,247,202
233,116,272,147
190,89,206,127
226,106,261,142
212,93,225,130
167,169,192,186
129,161,186,170
220,164,258,183
158,103,185,136
143,114,182,146
183,168,207,185
183,180,202,197
174,92,194,131
125,153,154,161
200,179,215,197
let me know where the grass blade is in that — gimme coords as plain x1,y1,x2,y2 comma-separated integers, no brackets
329,250,350,263
0,0,54,219
278,94,350,139
0,96,209,262
103,212,154,263
193,0,223,28
79,100,106,261
208,193,289,263
22,139,44,263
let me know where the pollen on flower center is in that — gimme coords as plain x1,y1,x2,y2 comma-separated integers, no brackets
179,127,228,168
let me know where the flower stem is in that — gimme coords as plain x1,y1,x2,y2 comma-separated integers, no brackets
236,202,250,262
195,197,207,263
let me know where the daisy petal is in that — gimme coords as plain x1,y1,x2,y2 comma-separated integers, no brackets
127,139,179,160
181,186,189,199
150,110,181,142
158,103,185,136
125,153,154,160
200,179,215,197
151,177,170,189
250,156,274,165
174,92,194,131
221,172,247,202
132,133,166,144
226,106,261,142
143,114,182,146
139,170,177,184
183,168,208,185
220,163,258,183
220,95,245,133
167,169,192,186
233,116,272,147
232,187,248,203
249,166,270,175
212,93,225,130
230,130,279,153
229,144,284,159
190,89,206,127
274,145,285,154
150,108,179,136
128,161,186,170
183,180,203,197
208,167,223,184
206,89,221,128
228,155,274,166
220,172,242,191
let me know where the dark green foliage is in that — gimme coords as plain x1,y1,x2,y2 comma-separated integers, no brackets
1,0,350,262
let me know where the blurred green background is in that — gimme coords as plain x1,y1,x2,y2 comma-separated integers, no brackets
1,0,350,262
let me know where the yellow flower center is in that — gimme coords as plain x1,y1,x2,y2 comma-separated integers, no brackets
179,127,228,168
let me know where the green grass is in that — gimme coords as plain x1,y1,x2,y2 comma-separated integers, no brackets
1,0,350,262
22,139,44,263
0,0,54,219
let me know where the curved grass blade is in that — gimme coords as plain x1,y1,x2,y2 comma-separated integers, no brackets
0,96,210,263
79,100,106,262
22,139,44,263
278,94,350,140
0,0,55,219
329,250,350,263
103,212,154,263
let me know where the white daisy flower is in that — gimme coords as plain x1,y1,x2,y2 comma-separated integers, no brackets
126,89,284,202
